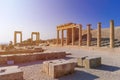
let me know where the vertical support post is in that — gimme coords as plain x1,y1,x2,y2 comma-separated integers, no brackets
72,27,75,45
14,32,16,45
110,20,114,48
79,24,82,46
97,22,101,47
87,24,91,46
20,32,22,43
57,30,59,45
31,33,33,41
61,30,64,46
66,29,69,45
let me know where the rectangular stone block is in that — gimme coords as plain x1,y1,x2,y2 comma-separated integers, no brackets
83,57,101,68
43,59,66,74
0,66,23,80
77,56,88,67
43,60,75,78
49,61,75,78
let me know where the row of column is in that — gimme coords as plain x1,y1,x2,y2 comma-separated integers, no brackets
57,20,114,48
57,28,76,46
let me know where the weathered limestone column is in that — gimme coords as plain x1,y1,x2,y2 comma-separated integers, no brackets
79,24,82,46
57,30,59,45
72,27,75,45
14,32,16,45
61,30,64,46
110,20,114,48
87,24,91,46
20,33,22,43
37,32,40,41
31,33,33,41
66,29,69,45
97,22,101,47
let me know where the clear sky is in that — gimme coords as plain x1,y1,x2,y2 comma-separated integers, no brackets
0,0,120,43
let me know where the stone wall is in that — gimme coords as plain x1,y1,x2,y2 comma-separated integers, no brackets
0,52,66,65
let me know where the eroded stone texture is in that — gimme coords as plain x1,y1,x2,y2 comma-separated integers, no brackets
0,66,23,80
0,52,66,65
97,22,101,47
110,20,115,48
14,31,22,45
43,59,76,78
83,57,101,68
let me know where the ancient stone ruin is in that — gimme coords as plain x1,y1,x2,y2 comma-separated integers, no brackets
56,20,117,48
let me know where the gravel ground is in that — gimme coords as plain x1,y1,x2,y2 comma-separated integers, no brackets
6,46,120,80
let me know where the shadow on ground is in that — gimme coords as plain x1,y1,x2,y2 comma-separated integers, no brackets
95,64,120,72
58,70,99,80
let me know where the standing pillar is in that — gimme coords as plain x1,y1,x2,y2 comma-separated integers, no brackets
38,32,40,43
97,22,101,47
87,24,91,46
72,27,75,45
66,29,69,45
79,24,82,46
61,30,64,46
110,20,114,48
57,30,59,45
20,33,22,43
14,32,16,45
31,33,33,41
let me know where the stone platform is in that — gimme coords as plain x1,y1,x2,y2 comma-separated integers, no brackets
43,59,76,78
0,66,23,80
0,51,66,65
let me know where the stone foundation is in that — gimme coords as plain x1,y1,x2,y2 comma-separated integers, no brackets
43,59,76,78
0,66,23,80
0,52,66,65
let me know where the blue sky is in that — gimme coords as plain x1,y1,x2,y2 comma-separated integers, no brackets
0,0,120,43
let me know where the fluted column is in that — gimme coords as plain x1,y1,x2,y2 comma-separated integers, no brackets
87,24,91,46
110,20,114,48
97,22,101,47
79,24,82,46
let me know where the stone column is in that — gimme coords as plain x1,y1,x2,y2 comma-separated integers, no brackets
61,30,64,46
31,33,33,41
38,32,40,43
72,27,75,45
79,24,82,46
20,33,22,43
66,29,69,45
14,32,16,45
87,24,91,46
57,30,59,45
110,20,114,48
97,22,101,47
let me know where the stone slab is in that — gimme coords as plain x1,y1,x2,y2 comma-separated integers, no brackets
0,66,23,80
